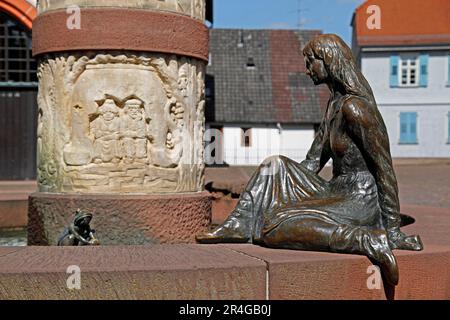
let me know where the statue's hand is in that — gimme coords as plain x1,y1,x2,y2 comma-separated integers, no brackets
388,228,423,251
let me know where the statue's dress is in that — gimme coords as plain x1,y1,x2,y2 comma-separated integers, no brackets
198,95,400,284
241,156,383,247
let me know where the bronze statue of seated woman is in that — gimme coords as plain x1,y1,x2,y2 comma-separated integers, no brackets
197,34,423,286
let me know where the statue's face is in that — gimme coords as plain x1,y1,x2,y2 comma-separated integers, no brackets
127,105,141,119
304,56,328,85
178,76,188,89
103,111,116,121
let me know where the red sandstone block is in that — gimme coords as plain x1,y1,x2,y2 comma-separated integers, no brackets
394,245,450,300
28,192,212,245
0,200,28,228
401,205,450,246
0,245,266,300
212,199,239,225
223,244,385,300
222,244,450,300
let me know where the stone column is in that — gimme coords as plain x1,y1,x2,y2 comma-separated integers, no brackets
29,0,211,245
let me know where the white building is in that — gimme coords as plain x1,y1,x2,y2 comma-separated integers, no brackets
206,29,328,166
352,0,450,158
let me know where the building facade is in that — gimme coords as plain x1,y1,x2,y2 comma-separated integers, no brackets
352,0,450,158
206,29,328,166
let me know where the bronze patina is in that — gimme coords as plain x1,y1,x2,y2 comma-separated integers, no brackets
58,209,100,246
197,34,423,286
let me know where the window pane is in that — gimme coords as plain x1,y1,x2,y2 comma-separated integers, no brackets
0,11,36,85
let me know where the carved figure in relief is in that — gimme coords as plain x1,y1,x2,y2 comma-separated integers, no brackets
178,64,190,98
149,94,183,167
194,0,204,20
176,0,188,13
121,99,148,164
37,52,206,193
91,99,121,164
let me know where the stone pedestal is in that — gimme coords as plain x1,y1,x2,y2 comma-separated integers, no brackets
28,192,211,245
30,0,211,245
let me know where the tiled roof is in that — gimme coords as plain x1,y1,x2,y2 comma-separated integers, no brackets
353,0,450,46
206,29,328,125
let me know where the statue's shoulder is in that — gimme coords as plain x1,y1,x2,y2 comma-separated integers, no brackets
341,95,375,127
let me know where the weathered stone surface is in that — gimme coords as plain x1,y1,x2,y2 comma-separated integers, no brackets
37,53,206,194
2,207,450,300
220,244,450,300
28,192,212,245
38,0,206,21
0,243,448,300
0,245,266,300
32,9,209,60
30,0,209,245
223,244,387,300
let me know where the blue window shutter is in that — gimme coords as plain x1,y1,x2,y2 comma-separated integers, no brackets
400,112,418,144
390,55,399,87
410,113,417,143
400,113,408,143
419,54,429,87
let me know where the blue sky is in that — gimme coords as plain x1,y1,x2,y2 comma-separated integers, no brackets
213,0,365,45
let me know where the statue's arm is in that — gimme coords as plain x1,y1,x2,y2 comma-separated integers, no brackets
342,97,401,231
301,121,330,174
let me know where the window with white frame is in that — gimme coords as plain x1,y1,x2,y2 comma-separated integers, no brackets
399,55,420,87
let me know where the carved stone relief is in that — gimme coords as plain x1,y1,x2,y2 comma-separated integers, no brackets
37,52,206,194
38,0,206,22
